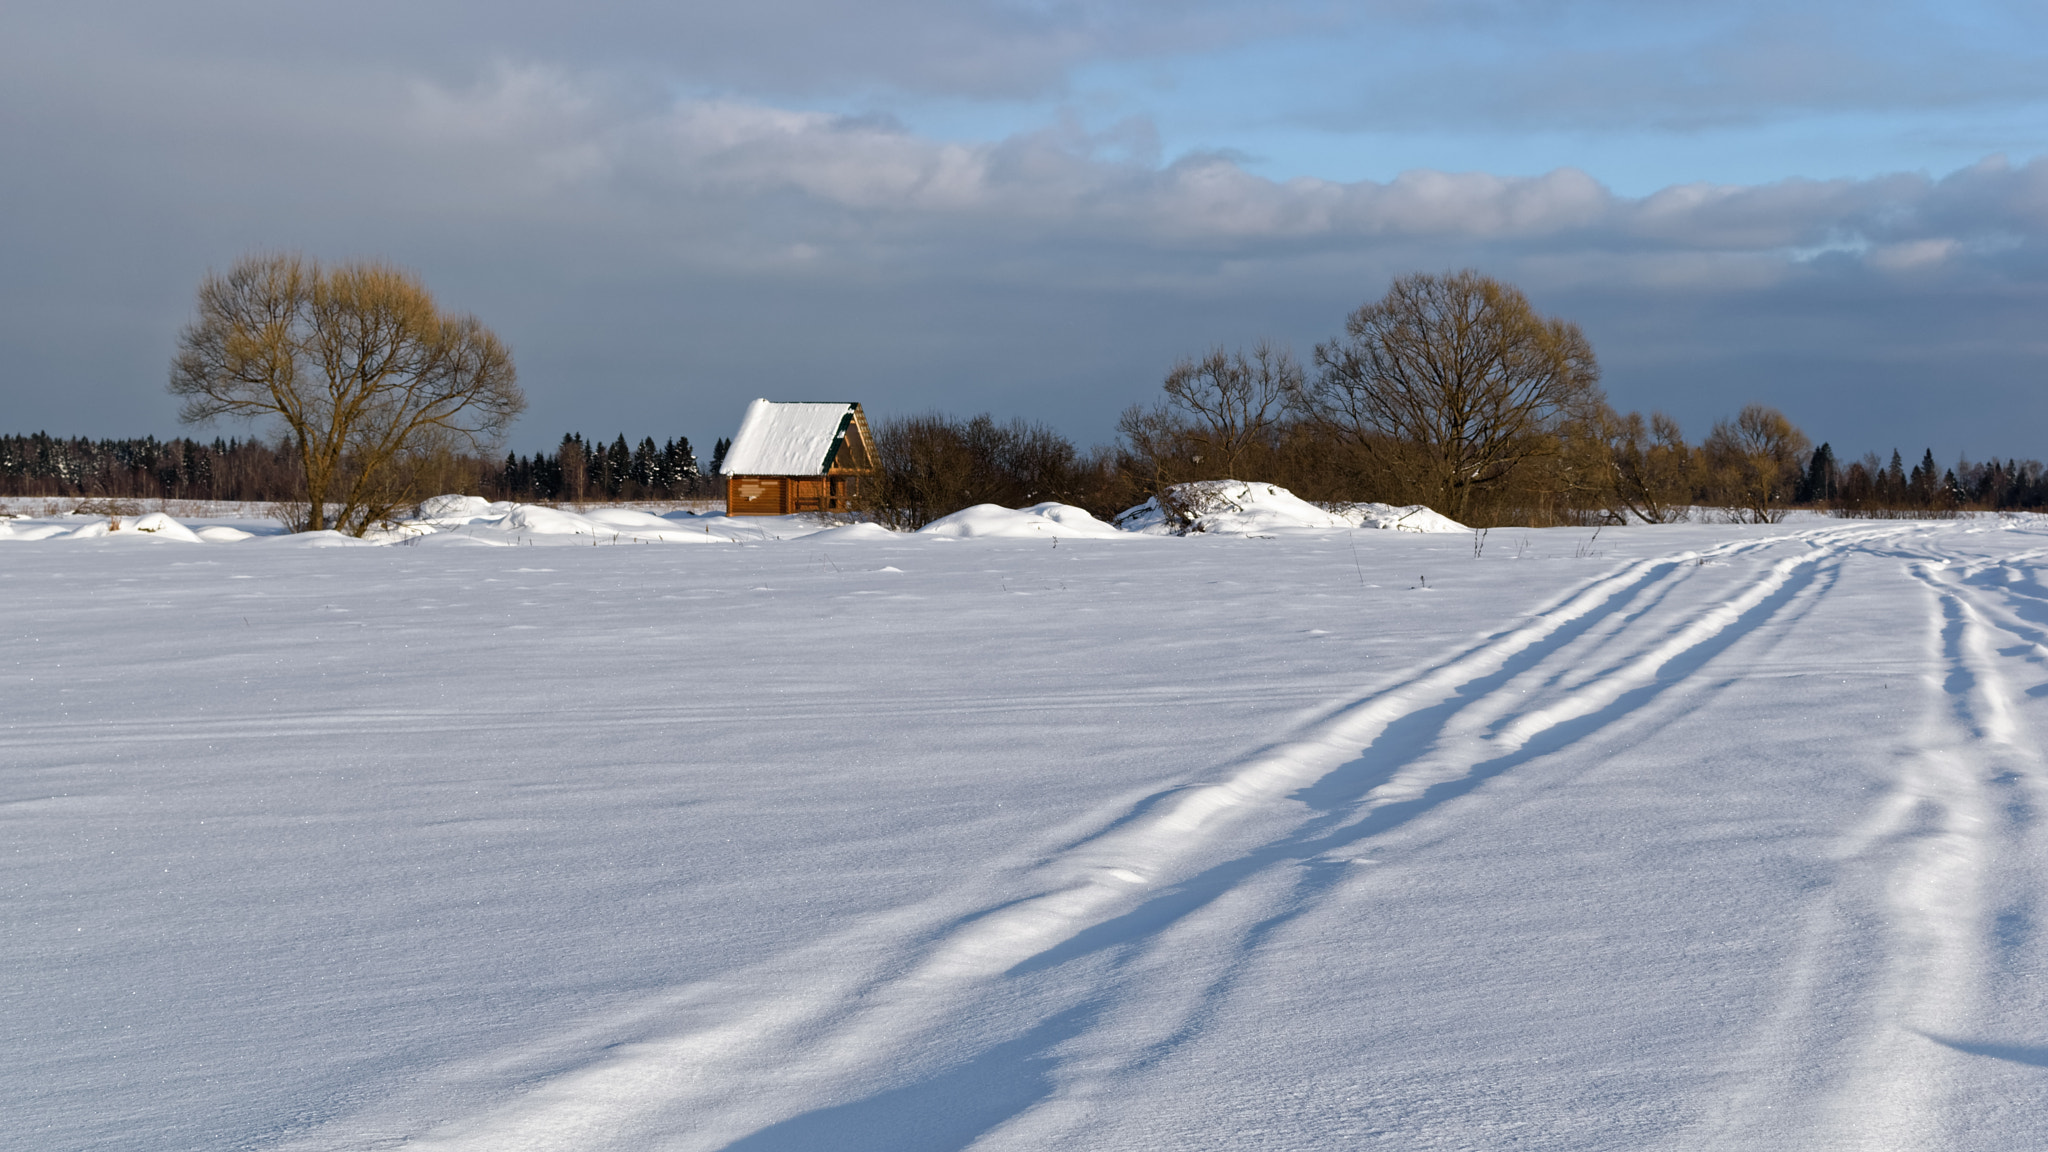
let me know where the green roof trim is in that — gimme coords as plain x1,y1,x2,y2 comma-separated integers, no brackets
820,410,857,472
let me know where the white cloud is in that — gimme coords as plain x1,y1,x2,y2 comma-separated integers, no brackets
382,68,2044,284
1868,237,1959,270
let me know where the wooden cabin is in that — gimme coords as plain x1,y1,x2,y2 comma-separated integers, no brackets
721,400,877,516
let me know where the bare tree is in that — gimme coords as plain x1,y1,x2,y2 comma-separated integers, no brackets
169,252,523,534
1117,341,1296,494
1703,404,1810,523
1114,402,1197,493
1607,411,1698,523
1160,342,1297,476
1299,270,1603,521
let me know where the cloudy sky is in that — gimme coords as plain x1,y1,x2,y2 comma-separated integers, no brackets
4,0,2047,459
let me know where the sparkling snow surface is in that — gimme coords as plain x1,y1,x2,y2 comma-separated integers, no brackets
8,516,2048,1150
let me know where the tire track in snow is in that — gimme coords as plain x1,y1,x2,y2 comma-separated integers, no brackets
285,548,1706,1152
1823,558,2044,1146
975,540,1865,1150
281,525,1905,1152
994,533,1899,1150
1684,543,2041,1150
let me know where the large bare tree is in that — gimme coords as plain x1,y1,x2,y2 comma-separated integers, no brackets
170,253,523,534
1703,404,1810,523
1299,270,1602,521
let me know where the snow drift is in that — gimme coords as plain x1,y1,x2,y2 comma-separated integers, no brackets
431,502,732,543
1114,480,1468,536
0,490,1469,547
918,502,1128,539
128,512,204,542
415,494,496,519
1335,501,1469,533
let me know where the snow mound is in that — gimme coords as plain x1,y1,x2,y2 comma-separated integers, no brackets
919,503,1126,539
129,513,204,542
1115,481,1347,535
1336,502,1470,533
1116,481,1468,536
0,522,73,541
487,505,601,535
195,526,255,542
469,504,729,543
257,530,380,547
584,509,677,531
416,494,495,519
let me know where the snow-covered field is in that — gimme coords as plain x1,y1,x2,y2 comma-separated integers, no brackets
7,506,2048,1150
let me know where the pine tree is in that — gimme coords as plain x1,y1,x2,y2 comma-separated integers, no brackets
667,437,698,479
1905,449,1932,506
559,434,586,502
1883,450,1907,506
630,437,658,495
605,435,630,498
1798,443,1838,504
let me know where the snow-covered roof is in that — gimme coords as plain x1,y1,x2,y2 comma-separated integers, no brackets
721,400,864,476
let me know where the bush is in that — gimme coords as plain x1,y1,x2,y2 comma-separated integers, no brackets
863,414,1115,529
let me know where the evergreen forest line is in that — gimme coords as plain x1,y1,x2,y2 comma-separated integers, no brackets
0,432,725,503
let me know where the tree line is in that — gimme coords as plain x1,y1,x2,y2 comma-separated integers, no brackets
857,408,2048,530
1,431,722,504
493,433,718,501
16,416,2029,526
1,433,300,500
864,271,2048,528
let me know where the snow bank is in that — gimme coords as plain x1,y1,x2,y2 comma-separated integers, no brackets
0,499,745,545
416,494,496,519
1337,502,1470,533
0,491,1466,546
129,512,204,542
0,521,74,541
465,504,733,543
585,509,681,531
1116,481,1468,536
490,505,594,535
919,502,1127,539
1116,481,1347,535
259,529,382,547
